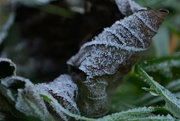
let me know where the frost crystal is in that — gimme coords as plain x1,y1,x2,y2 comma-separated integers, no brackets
67,4,168,117
35,74,80,119
67,9,168,77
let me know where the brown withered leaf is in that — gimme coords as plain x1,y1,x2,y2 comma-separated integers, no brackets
67,8,169,78
67,8,168,117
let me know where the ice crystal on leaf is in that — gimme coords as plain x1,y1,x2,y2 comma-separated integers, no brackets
0,0,170,120
35,74,80,116
136,65,180,118
67,9,168,77
67,0,168,117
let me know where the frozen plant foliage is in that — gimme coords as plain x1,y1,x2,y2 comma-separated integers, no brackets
67,1,168,117
1,76,53,121
0,0,170,120
35,74,80,120
115,0,146,16
67,8,168,77
137,66,180,118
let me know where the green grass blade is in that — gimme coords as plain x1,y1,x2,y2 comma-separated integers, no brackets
135,65,180,118
97,107,156,121
127,114,174,121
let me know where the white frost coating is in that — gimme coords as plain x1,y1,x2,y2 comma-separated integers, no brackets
44,74,79,113
36,87,88,121
37,86,69,121
1,76,32,87
14,76,54,121
97,107,156,121
35,74,80,119
67,9,167,77
115,0,146,16
135,9,169,38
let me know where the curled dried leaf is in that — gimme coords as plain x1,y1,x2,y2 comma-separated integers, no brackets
67,8,168,117
67,8,169,77
35,74,80,120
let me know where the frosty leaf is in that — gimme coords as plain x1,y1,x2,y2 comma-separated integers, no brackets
39,92,94,121
67,8,168,77
115,0,146,16
35,74,80,120
67,6,168,117
0,74,54,120
0,58,16,79
39,90,94,121
135,65,180,118
10,77,55,121
0,0,15,44
96,107,157,121
124,114,174,121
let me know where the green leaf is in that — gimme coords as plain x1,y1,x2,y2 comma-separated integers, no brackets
135,65,180,118
97,107,156,121
40,94,53,102
127,114,174,121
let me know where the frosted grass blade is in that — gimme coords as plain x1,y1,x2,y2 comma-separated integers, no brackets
135,65,180,118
